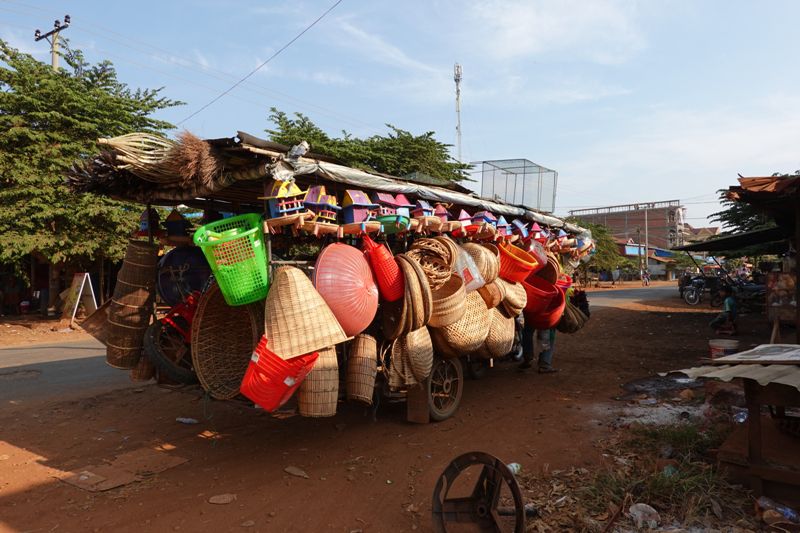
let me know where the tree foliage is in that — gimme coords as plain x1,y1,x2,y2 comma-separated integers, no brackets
575,222,626,272
0,40,181,275
266,108,470,182
709,189,775,234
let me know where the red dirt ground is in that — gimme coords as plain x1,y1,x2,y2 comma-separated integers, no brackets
0,298,771,532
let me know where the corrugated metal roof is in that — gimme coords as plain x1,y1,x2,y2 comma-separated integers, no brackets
672,364,800,391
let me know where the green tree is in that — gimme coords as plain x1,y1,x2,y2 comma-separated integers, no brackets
266,108,470,182
567,221,627,285
709,188,775,234
0,40,181,283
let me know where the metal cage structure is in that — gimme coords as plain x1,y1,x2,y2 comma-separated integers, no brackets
475,159,558,213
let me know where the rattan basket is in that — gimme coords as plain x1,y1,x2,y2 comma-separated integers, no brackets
79,299,111,346
429,291,490,356
298,346,339,417
477,281,503,309
485,308,515,358
429,274,466,327
130,353,156,382
191,282,263,400
264,266,348,360
462,243,498,284
496,279,527,318
346,334,377,405
398,327,433,382
106,240,158,369
390,338,418,388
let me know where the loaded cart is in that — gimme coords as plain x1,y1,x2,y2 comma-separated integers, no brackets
69,131,594,423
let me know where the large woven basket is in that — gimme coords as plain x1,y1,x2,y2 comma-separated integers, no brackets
429,274,466,327
485,308,515,358
496,279,527,318
265,266,348,360
398,327,433,382
106,240,158,369
191,282,263,399
298,346,339,417
390,338,418,388
477,281,502,309
79,299,111,346
430,291,490,357
536,254,561,285
346,334,377,405
129,353,156,382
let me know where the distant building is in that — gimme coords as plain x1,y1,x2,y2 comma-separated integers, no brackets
683,224,721,244
569,200,686,249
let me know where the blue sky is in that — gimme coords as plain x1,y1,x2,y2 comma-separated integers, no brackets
3,0,800,225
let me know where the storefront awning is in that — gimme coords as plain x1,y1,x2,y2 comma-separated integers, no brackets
674,226,788,252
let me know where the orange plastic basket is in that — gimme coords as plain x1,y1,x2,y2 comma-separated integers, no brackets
498,242,540,283
362,234,404,302
524,286,566,330
240,336,319,411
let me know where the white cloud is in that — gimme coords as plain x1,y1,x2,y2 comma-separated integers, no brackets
336,18,439,74
465,0,645,65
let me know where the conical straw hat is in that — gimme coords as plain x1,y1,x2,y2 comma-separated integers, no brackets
265,266,348,360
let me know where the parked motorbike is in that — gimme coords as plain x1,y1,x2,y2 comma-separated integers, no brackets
709,277,766,311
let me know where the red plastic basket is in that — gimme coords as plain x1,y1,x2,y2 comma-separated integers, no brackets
522,275,559,315
362,234,404,302
555,273,573,291
524,286,566,330
240,336,319,411
498,242,540,282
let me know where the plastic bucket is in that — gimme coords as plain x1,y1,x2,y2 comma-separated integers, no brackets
709,339,740,358
524,286,566,330
498,242,540,282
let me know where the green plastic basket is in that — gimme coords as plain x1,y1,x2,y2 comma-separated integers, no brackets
193,213,269,306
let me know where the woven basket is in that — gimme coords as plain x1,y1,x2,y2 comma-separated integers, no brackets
130,353,156,382
397,255,432,332
398,327,433,382
404,254,433,326
496,279,527,317
477,281,503,309
485,308,515,358
381,296,406,341
536,254,561,285
264,266,348,360
390,339,418,388
106,240,158,369
346,334,377,404
191,283,263,400
298,346,339,417
430,291,490,356
429,274,466,327
79,299,111,346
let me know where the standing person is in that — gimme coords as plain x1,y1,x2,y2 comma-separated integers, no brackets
519,323,558,373
642,269,651,286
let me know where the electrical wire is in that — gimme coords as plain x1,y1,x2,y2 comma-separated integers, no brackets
177,0,343,125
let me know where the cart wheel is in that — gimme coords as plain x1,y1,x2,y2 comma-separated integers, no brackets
431,451,525,533
144,322,198,385
428,357,463,421
466,357,489,380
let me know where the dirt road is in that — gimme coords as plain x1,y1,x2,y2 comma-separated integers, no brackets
0,293,767,532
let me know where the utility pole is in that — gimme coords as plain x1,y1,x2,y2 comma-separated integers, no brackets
644,204,649,274
34,14,71,71
637,226,643,279
34,15,70,315
453,63,462,162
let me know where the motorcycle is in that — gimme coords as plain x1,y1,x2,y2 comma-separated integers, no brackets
709,277,766,312
143,290,201,384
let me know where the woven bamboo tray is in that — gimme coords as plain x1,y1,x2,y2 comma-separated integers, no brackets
429,291,490,357
429,274,465,327
191,282,263,400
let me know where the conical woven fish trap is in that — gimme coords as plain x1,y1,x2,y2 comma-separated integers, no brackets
398,327,434,382
346,334,377,404
191,283,263,400
462,243,499,284
485,308,515,358
298,346,339,417
496,279,527,317
264,266,348,360
429,274,466,327
430,290,490,356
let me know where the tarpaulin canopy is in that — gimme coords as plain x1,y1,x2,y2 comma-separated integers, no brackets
674,226,789,252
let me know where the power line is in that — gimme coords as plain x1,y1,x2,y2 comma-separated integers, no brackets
2,0,384,134
177,0,343,125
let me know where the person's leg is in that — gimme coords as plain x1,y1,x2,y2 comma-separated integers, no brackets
538,329,558,372
709,312,729,330
519,321,536,369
